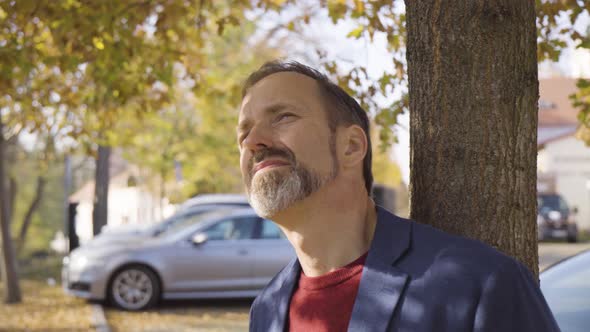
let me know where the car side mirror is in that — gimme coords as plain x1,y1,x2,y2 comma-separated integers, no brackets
572,206,579,215
191,233,208,246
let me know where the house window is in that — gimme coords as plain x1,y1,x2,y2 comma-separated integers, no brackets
539,100,557,110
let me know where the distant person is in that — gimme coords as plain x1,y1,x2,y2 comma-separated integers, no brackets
237,60,559,332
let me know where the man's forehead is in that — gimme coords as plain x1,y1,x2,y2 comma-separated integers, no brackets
240,71,322,115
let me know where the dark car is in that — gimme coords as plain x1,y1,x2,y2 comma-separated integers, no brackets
541,250,590,332
537,193,578,242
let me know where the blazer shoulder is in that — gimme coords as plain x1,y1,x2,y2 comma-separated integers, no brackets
405,219,528,277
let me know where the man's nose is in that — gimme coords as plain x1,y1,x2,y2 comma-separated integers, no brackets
242,125,273,152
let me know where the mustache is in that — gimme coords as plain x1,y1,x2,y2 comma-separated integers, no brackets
248,147,296,175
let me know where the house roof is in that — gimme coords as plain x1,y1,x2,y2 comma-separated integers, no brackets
538,77,580,126
538,125,578,146
68,149,131,202
69,170,131,202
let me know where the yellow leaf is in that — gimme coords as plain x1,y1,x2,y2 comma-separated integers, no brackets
270,0,287,5
166,29,178,41
354,0,364,13
0,7,7,20
347,25,364,39
92,37,105,50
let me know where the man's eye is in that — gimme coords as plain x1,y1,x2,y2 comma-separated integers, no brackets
277,113,294,122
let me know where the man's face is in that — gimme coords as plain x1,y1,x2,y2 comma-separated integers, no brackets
238,72,339,218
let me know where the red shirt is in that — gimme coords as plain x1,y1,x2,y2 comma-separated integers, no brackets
288,252,368,332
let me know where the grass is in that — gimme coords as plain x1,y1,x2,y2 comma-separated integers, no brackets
0,254,93,332
577,230,590,243
1,252,251,332
105,299,250,332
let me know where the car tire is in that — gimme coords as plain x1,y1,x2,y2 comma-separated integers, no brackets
108,265,160,311
567,234,578,243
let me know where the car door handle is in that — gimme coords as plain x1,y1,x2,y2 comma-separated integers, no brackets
238,249,248,255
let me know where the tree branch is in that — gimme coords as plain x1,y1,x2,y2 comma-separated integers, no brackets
17,176,47,252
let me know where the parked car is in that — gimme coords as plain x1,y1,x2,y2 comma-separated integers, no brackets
91,194,251,246
88,204,245,247
537,193,578,242
62,208,295,310
176,193,250,211
541,250,590,332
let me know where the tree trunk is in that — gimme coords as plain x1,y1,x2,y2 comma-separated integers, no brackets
17,176,47,251
92,145,111,236
5,136,17,226
405,0,539,277
0,112,22,303
7,177,16,227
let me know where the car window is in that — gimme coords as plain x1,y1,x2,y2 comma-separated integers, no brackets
155,210,226,237
260,219,286,239
538,194,569,214
154,211,209,236
541,251,590,332
204,217,257,241
558,196,569,214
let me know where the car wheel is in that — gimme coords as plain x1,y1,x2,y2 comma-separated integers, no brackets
109,265,160,311
567,234,578,243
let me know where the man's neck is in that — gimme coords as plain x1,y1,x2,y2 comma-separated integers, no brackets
273,183,378,277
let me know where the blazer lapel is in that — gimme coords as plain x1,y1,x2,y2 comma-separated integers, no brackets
256,258,300,332
348,206,413,332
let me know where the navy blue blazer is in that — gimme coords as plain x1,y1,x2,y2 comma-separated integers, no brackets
249,206,560,332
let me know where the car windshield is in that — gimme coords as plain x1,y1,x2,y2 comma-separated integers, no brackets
538,194,569,214
540,251,590,332
155,209,234,239
154,209,229,238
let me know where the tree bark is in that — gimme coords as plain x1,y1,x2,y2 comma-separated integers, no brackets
92,145,111,236
17,176,47,251
0,112,22,303
7,177,16,227
405,0,539,277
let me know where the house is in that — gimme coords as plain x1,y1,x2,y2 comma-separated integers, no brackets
537,77,590,231
69,156,175,244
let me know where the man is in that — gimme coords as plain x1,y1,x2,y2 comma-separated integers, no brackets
237,60,559,332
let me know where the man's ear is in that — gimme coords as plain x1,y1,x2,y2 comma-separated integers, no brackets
340,125,368,167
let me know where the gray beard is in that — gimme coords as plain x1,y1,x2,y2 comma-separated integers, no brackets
247,165,334,219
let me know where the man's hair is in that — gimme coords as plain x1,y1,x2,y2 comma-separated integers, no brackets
242,60,373,194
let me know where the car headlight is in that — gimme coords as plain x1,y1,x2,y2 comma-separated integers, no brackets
548,211,561,222
70,256,105,271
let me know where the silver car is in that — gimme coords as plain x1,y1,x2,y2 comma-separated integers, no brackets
88,203,250,247
541,250,590,332
96,193,250,240
62,208,295,310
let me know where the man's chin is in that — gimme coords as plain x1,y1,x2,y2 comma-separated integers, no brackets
249,199,282,219
248,193,296,219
